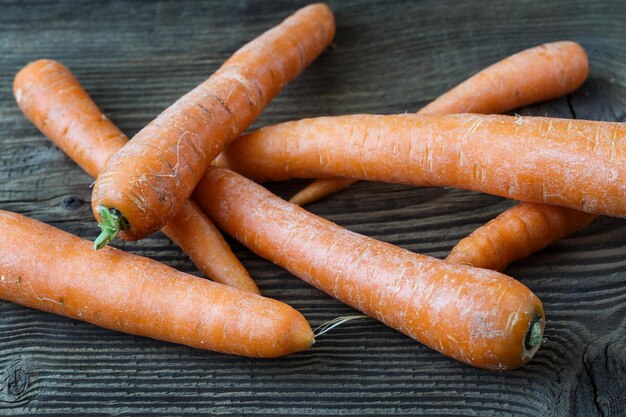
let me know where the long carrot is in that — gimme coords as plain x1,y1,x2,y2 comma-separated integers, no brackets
217,114,626,218
13,59,260,294
91,3,335,247
0,210,312,357
194,167,545,370
446,203,597,271
289,41,589,206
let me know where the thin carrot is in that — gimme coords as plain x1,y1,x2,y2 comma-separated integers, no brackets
290,177,355,206
217,114,626,218
13,59,260,294
419,41,588,114
91,3,335,247
290,41,589,205
0,210,312,357
194,167,545,370
446,203,597,271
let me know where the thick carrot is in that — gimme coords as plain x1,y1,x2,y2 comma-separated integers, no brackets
217,114,626,218
290,41,589,205
91,3,335,246
446,203,597,271
194,167,545,370
13,59,260,294
0,210,312,357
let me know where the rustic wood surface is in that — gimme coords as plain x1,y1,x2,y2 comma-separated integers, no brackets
1,0,625,415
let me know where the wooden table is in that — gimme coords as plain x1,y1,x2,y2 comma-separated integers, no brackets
1,1,624,415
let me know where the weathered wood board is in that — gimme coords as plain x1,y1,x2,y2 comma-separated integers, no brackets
0,0,624,415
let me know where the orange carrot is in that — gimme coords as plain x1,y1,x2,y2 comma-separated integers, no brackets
446,203,597,271
291,41,589,205
13,59,260,294
290,177,355,206
218,114,626,218
91,4,335,247
0,210,312,357
419,41,588,115
194,167,545,370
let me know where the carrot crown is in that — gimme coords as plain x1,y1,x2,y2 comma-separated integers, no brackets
94,205,128,250
525,316,543,352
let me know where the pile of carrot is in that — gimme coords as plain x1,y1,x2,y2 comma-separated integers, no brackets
3,2,618,371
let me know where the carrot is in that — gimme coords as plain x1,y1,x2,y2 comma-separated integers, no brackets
194,167,545,370
290,41,589,205
0,210,312,357
91,3,335,247
13,59,260,294
446,203,597,271
290,177,356,206
419,41,588,115
217,114,626,218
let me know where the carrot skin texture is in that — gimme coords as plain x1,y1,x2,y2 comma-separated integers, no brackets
13,59,259,294
0,210,312,357
195,167,545,370
447,203,597,271
218,114,626,218
292,41,589,205
92,3,335,241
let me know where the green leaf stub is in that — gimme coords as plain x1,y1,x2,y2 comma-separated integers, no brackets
93,205,128,250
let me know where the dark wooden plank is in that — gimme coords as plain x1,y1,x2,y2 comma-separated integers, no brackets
0,0,624,415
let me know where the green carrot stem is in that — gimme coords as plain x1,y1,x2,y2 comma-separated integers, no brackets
524,316,543,352
94,205,128,250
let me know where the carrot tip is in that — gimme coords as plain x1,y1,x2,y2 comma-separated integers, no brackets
94,205,127,250
312,314,369,339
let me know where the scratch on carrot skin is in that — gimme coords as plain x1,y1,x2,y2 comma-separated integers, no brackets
515,209,537,248
127,189,149,213
592,125,601,154
392,265,408,294
426,139,433,172
466,117,483,136
56,85,79,96
610,124,618,161
1,275,63,306
357,126,370,178
505,311,520,333
493,290,508,317
575,128,593,145
420,282,436,302
154,131,187,178
486,228,502,268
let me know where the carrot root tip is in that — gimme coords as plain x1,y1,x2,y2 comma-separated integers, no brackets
312,314,369,340
94,205,127,250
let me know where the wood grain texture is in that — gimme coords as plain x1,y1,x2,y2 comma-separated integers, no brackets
0,0,624,415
